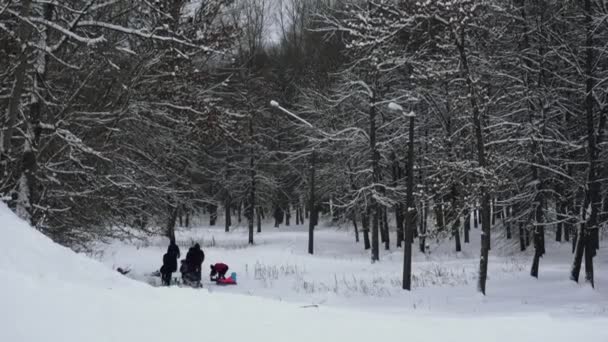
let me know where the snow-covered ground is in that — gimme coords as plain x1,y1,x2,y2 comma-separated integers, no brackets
96,216,608,317
2,205,608,342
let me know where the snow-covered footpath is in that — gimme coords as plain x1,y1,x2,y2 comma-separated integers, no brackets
1,205,607,342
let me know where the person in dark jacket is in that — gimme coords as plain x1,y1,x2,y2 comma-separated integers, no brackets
166,238,180,273
185,243,205,282
210,263,229,281
160,253,172,286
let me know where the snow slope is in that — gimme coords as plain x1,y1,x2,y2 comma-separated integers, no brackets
2,205,608,342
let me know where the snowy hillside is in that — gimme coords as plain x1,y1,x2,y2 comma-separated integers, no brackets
2,205,607,342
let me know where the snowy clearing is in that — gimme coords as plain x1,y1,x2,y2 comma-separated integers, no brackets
2,206,608,342
95,217,608,317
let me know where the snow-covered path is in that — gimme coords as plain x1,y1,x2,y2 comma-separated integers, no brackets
2,206,608,342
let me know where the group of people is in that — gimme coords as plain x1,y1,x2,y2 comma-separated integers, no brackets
160,239,205,287
160,239,233,287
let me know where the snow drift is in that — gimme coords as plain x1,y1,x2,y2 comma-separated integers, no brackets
1,204,607,342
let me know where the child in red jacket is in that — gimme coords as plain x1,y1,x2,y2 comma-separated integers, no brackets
209,263,229,281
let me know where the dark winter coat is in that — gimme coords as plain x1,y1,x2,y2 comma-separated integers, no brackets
166,242,180,272
185,244,205,271
167,242,180,259
161,253,172,275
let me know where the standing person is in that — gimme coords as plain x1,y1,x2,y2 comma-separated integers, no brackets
160,253,172,286
185,243,205,283
166,238,180,274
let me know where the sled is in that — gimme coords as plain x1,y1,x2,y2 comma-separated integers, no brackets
214,272,237,286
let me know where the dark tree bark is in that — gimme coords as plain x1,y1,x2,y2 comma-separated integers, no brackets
2,0,32,159
371,205,380,261
531,203,546,278
453,217,462,252
464,210,471,243
571,0,599,287
435,203,445,231
383,207,390,250
474,207,479,228
257,207,262,233
352,212,360,243
453,25,492,294
362,212,371,250
492,199,497,226
519,222,526,252
248,114,255,245
238,203,242,224
296,205,301,225
166,201,178,243
402,115,415,290
179,207,183,227
185,208,190,228
392,152,404,248
380,208,387,244
505,208,512,239
556,201,564,242
370,90,380,262
225,197,231,232
308,148,316,255
209,204,217,226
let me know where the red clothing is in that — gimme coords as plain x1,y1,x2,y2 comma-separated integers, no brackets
213,263,229,274
216,277,236,285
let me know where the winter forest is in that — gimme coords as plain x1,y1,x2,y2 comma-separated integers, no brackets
1,0,608,339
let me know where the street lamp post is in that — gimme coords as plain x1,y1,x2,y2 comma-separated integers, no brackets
389,102,416,291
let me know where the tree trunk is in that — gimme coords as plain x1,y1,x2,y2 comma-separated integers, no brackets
185,207,190,228
453,216,462,252
564,213,570,242
474,207,479,229
402,115,415,290
257,207,262,233
435,203,445,231
392,152,404,248
209,204,217,226
531,202,546,278
2,0,32,158
308,149,316,255
362,212,371,250
166,202,178,243
492,199,497,226
285,206,291,226
370,89,380,262
570,0,599,287
238,203,242,224
505,209,512,240
383,207,390,250
248,114,255,245
556,201,564,242
179,207,183,227
464,211,471,243
225,197,231,232
419,201,427,253
396,206,404,248
519,222,526,251
371,205,380,262
353,212,360,243
295,205,300,225
380,208,387,244
454,27,492,294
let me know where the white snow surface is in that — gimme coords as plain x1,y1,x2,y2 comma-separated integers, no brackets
2,204,608,341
